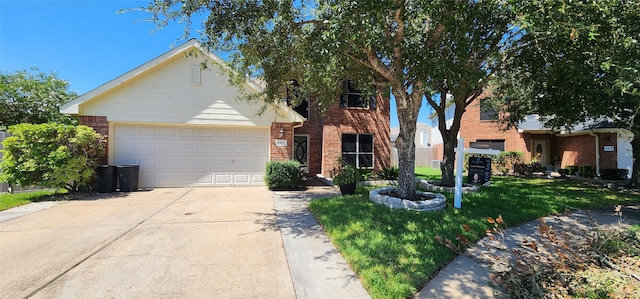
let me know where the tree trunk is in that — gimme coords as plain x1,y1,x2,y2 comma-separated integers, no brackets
629,129,640,189
396,122,417,199
440,132,458,186
393,88,421,199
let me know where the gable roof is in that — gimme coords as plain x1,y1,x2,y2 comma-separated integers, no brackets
60,39,304,123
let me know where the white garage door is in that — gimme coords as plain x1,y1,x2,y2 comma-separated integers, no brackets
113,124,269,187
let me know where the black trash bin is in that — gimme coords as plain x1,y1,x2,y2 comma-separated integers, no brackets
97,165,117,193
117,165,139,192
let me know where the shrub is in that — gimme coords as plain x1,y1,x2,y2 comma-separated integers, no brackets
580,165,595,178
565,165,578,175
264,160,305,190
0,123,105,192
331,164,361,186
600,168,630,180
377,165,399,180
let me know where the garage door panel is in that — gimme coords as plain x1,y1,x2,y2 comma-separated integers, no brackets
158,127,176,136
215,174,232,184
116,125,137,136
113,124,268,187
139,127,157,136
216,129,233,138
158,143,196,153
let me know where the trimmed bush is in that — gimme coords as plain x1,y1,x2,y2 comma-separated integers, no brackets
600,168,630,180
264,160,305,190
580,165,595,178
0,123,105,191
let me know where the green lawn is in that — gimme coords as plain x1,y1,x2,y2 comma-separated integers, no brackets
309,172,640,298
0,189,67,211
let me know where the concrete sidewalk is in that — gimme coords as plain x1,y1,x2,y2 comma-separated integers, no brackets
273,187,370,299
416,204,640,298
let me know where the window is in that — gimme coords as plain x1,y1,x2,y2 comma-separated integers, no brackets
340,80,373,108
479,100,496,121
286,80,309,118
472,139,505,151
342,134,374,168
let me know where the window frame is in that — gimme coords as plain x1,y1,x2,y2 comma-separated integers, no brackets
341,133,374,169
340,80,370,109
479,100,497,121
474,139,505,151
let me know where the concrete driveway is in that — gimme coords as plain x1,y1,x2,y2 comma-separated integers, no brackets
0,187,295,298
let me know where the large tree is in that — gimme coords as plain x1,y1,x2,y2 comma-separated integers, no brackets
491,0,640,187
0,69,77,129
144,0,514,196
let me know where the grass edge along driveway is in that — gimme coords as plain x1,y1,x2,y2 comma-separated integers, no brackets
309,174,640,298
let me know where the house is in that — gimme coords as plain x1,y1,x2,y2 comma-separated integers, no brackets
428,97,633,177
389,122,436,167
289,83,391,176
61,39,391,188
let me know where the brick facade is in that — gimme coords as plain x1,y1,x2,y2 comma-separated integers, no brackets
459,100,529,155
78,115,108,164
289,92,391,177
554,132,618,170
454,99,619,172
269,122,295,161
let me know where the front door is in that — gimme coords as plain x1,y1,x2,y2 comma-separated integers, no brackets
294,135,309,173
532,139,550,169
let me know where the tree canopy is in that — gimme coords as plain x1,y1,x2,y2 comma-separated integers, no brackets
491,0,640,186
144,0,516,197
0,69,78,129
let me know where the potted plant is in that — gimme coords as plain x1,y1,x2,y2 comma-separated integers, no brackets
332,164,360,195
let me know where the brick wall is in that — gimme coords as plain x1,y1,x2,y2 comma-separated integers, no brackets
292,98,324,174
600,133,618,169
459,100,529,156
292,92,391,176
270,122,294,161
320,92,391,176
553,133,618,170
78,115,108,164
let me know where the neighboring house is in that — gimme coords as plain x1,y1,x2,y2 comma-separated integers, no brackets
390,122,436,167
428,97,633,177
60,39,391,188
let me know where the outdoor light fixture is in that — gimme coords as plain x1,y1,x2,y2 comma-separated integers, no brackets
279,128,285,138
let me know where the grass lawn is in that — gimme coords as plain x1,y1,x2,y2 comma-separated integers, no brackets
0,189,67,211
309,169,640,298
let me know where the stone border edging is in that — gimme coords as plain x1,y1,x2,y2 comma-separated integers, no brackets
369,187,447,212
416,179,480,193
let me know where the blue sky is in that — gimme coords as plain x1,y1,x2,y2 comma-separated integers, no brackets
1,0,432,128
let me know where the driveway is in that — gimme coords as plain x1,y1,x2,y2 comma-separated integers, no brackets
0,187,295,298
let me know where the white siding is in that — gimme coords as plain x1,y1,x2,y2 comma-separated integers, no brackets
80,55,280,126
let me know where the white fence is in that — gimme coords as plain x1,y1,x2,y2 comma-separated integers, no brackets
391,147,437,167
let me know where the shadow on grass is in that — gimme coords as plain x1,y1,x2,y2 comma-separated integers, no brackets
308,176,640,298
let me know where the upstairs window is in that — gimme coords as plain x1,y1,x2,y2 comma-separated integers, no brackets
340,80,373,109
479,100,497,121
286,79,309,118
342,133,374,168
